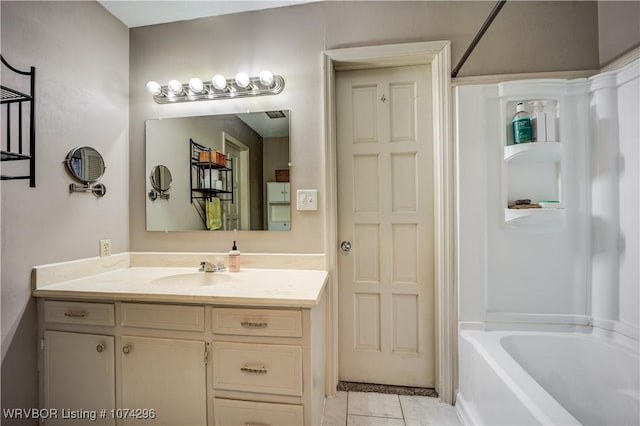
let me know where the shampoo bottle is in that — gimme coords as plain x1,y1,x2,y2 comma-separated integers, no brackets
531,101,547,142
228,241,240,272
512,102,532,144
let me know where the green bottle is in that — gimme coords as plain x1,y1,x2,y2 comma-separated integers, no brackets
512,102,532,144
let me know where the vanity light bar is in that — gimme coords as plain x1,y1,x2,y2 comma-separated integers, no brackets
146,72,285,104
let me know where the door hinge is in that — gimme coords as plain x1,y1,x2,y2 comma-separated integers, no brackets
204,350,208,365
40,337,45,350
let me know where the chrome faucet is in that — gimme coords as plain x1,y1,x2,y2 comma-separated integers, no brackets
199,260,226,272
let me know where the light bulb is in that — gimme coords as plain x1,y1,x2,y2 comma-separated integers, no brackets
235,72,250,89
212,74,227,90
188,77,204,94
145,81,162,96
167,80,183,95
259,70,274,87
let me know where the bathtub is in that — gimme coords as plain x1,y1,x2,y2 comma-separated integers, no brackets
456,326,640,425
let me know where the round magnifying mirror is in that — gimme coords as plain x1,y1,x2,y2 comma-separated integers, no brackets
64,146,105,183
150,165,172,192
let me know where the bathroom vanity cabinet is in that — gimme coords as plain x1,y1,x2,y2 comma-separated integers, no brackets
38,297,325,426
40,301,207,425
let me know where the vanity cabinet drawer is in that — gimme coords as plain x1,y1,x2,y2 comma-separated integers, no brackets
211,308,302,337
44,301,115,326
212,342,302,396
121,303,205,331
213,398,303,426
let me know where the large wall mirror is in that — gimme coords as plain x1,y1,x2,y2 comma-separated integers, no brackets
145,111,290,231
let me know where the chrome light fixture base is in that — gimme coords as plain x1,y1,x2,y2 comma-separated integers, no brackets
151,74,285,104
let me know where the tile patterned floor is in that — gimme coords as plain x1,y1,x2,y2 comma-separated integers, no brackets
322,391,461,426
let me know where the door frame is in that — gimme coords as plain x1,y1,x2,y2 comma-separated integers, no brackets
222,132,250,230
323,41,457,403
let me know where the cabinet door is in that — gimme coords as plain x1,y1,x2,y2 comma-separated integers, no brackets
267,182,290,203
44,331,115,426
120,336,206,425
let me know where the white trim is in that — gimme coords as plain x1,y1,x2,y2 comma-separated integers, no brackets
452,69,598,86
600,45,640,73
222,132,250,230
323,41,457,404
322,52,339,399
460,316,639,342
590,57,640,91
455,392,477,426
592,317,640,342
484,312,592,326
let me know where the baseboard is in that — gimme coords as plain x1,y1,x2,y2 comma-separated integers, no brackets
592,317,639,342
483,312,591,326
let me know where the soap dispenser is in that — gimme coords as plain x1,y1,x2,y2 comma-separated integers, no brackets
228,241,240,272
512,102,532,144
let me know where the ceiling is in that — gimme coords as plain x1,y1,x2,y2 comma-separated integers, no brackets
98,0,319,28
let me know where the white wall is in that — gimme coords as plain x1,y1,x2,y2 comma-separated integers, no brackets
0,1,129,417
616,67,639,332
457,61,640,341
590,60,640,336
456,81,591,323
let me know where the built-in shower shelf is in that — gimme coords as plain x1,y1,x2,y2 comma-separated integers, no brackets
504,142,561,163
504,207,565,226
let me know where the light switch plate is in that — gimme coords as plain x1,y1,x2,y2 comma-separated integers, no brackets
297,189,318,211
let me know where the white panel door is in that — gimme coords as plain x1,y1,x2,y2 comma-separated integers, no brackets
223,143,242,230
337,65,434,387
44,331,115,426
120,336,207,425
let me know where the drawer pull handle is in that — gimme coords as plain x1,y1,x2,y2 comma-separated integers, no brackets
240,366,268,375
64,311,88,318
245,423,270,426
122,345,131,354
240,321,268,329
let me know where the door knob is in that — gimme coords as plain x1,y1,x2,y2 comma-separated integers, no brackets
96,344,105,353
122,344,131,354
340,241,352,252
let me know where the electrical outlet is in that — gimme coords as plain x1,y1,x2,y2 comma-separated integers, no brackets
99,239,111,257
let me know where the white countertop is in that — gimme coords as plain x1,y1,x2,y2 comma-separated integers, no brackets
33,266,328,308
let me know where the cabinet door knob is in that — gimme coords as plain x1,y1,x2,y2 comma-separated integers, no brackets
96,344,105,353
122,344,131,354
340,241,352,252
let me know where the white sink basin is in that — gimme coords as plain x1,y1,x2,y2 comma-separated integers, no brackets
151,273,232,287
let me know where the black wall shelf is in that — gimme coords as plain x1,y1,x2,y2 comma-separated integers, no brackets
189,138,234,228
1,55,36,187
